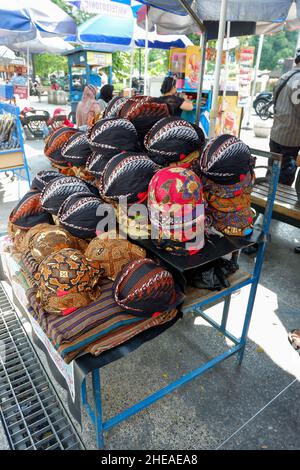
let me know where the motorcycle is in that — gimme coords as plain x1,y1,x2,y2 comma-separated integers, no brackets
256,99,274,121
253,91,273,115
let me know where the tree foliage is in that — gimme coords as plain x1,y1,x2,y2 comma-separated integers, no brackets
236,31,297,71
34,54,68,78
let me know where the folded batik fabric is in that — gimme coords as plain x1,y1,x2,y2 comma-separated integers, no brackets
199,134,255,185
148,167,205,255
100,152,160,204
27,279,179,364
9,189,53,230
113,258,184,317
35,248,104,315
61,131,92,167
57,192,106,239
20,252,40,280
40,176,91,215
85,235,146,281
145,117,205,166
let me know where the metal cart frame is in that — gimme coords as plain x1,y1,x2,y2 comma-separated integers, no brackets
0,102,30,197
80,149,282,449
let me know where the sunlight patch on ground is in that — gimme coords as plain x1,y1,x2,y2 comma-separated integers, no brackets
193,283,300,380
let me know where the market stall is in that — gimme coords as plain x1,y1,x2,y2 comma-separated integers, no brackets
0,93,282,447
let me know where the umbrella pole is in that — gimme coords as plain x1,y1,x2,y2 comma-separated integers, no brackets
27,44,30,101
209,0,228,138
220,21,231,132
144,12,149,95
195,32,207,125
244,33,264,128
129,43,135,98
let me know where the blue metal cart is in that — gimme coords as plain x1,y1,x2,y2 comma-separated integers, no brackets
0,101,30,198
79,148,282,448
64,47,113,120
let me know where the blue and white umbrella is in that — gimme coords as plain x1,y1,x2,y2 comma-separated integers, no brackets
71,7,134,50
0,0,77,45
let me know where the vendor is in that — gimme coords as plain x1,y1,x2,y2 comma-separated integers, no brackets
157,76,193,117
76,84,102,128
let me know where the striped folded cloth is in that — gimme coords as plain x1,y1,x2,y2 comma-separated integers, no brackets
27,279,178,364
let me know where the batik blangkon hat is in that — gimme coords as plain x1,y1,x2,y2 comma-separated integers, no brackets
148,167,205,255
199,134,254,185
31,170,61,193
44,126,77,167
100,152,160,204
61,131,92,167
58,192,107,239
35,248,104,315
9,189,53,230
113,258,184,318
40,176,92,215
145,116,205,166
103,96,128,119
88,117,139,153
85,234,146,281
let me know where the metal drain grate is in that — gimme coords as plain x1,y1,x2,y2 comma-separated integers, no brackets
0,283,84,450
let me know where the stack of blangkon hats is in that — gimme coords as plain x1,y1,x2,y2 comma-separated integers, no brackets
148,167,205,255
199,135,255,237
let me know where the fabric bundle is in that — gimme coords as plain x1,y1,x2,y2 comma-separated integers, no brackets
9,189,53,230
148,167,205,255
27,280,178,363
103,96,128,119
113,258,184,318
40,176,91,215
57,192,106,239
44,126,77,167
199,134,254,185
200,135,255,236
34,248,103,315
61,131,92,167
119,96,170,145
85,234,146,280
203,173,255,236
31,170,61,192
145,117,205,167
100,152,160,204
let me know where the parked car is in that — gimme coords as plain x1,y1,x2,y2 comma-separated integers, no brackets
253,91,273,115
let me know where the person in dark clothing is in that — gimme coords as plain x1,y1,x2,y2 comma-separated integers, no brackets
156,76,193,117
269,49,300,186
100,84,114,103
